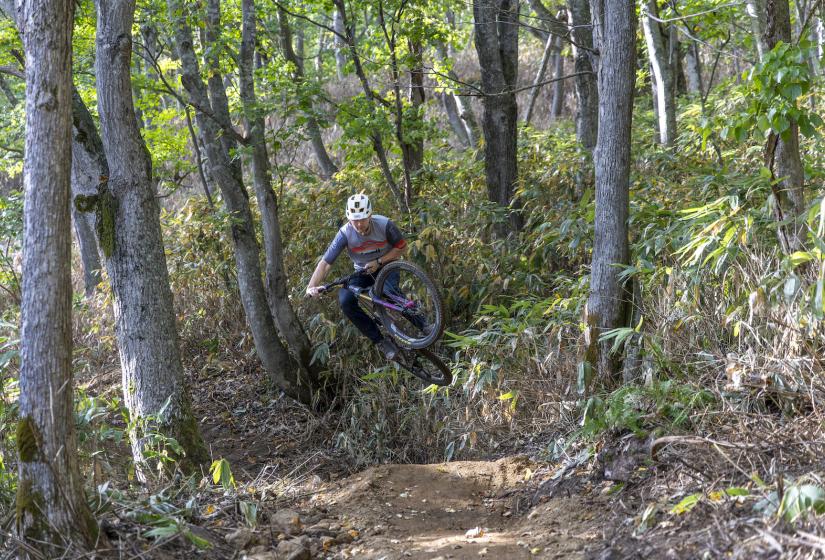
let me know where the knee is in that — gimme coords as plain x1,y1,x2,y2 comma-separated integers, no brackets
339,289,358,313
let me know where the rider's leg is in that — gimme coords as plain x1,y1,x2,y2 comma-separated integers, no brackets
379,270,429,333
338,275,382,342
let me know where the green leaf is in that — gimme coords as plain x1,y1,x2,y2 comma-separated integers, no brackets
239,501,258,528
671,493,701,514
780,484,825,522
788,251,815,267
144,522,180,540
184,529,213,550
209,458,235,491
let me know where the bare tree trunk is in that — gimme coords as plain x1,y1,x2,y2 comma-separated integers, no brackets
642,0,676,145
816,16,825,74
524,32,554,125
794,0,820,77
167,0,314,404
243,0,324,395
15,0,99,552
333,7,346,79
568,0,598,151
670,23,687,96
315,27,326,76
437,73,473,149
684,38,703,94
747,0,769,58
277,8,338,179
584,0,637,383
94,0,207,477
70,139,103,296
436,28,479,149
474,0,522,236
550,27,566,118
182,103,215,208
406,38,425,185
0,52,103,297
764,0,806,251
445,10,481,148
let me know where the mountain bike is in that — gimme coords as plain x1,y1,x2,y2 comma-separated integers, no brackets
319,260,452,386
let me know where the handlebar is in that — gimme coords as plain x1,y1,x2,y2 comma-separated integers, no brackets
318,270,372,294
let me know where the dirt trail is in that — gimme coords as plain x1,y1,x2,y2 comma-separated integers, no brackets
279,457,609,560
186,363,613,559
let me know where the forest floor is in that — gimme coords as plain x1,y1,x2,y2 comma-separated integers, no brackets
79,360,825,560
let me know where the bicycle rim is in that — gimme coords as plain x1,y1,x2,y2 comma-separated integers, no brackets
375,261,444,349
398,348,452,386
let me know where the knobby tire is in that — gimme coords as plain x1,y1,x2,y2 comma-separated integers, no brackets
374,260,444,349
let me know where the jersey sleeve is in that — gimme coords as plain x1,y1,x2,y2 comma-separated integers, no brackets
385,220,407,250
322,230,347,265
387,220,407,249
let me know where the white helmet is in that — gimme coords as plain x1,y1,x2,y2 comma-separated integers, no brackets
346,193,372,220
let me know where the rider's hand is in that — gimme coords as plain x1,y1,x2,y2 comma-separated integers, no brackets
364,259,380,274
306,286,323,298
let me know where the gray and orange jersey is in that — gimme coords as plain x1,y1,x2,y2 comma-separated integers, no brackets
322,215,407,270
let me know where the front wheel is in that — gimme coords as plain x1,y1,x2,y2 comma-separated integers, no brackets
396,348,452,386
374,260,444,349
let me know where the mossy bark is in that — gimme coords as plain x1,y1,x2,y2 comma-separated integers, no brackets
94,0,207,480
13,0,101,554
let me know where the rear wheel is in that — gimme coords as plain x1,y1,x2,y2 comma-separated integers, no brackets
374,260,444,349
396,348,452,386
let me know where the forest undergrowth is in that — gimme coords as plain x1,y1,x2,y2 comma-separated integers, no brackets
2,89,825,557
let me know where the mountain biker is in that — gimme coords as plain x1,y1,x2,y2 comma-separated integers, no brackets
305,194,406,360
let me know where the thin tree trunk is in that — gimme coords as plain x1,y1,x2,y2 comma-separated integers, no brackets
684,38,703,94
0,74,16,104
474,0,522,236
438,85,472,148
333,7,346,79
242,0,324,393
406,37,425,190
15,0,99,552
70,139,103,296
642,0,676,146
764,0,806,251
168,0,314,404
94,0,207,478
568,0,598,151
436,29,479,148
277,8,338,179
445,10,481,148
334,0,405,210
670,22,687,96
524,32,554,125
182,103,215,208
550,26,566,118
794,0,820,76
747,0,770,58
584,0,637,383
315,27,326,76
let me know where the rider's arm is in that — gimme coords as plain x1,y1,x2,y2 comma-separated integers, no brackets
376,244,406,266
307,231,346,296
370,219,407,269
306,259,332,296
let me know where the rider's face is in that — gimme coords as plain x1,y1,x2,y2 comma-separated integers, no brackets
350,217,371,235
